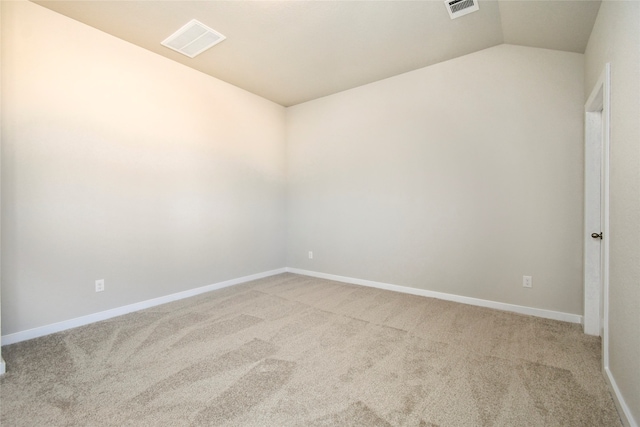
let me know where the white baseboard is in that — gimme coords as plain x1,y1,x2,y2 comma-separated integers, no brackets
1,268,286,346
604,366,637,427
0,267,584,344
286,268,583,324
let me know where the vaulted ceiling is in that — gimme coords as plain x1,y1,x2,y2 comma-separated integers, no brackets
33,1,601,106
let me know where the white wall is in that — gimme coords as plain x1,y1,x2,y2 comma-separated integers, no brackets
287,44,585,315
585,1,640,424
1,1,286,335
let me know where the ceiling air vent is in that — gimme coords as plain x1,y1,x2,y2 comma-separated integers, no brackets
444,0,479,19
161,19,226,58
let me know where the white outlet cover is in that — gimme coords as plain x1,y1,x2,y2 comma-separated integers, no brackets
95,279,105,292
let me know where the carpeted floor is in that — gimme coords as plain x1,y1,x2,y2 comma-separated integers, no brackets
0,273,622,426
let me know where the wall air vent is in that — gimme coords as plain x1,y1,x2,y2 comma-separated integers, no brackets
444,0,479,19
161,19,226,58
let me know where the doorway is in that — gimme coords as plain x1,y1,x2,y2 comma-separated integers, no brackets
583,63,610,367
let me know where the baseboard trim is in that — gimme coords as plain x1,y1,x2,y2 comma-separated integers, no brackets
0,267,585,345
604,366,637,427
286,268,583,324
1,268,286,346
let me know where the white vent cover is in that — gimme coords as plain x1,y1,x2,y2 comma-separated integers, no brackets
161,19,226,58
444,0,479,19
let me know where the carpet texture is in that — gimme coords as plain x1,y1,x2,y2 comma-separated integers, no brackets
0,273,622,426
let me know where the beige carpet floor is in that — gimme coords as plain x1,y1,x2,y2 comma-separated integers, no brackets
0,273,622,426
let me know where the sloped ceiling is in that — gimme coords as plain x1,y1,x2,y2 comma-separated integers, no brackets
32,1,601,106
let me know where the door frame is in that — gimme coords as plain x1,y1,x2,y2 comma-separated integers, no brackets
583,63,610,365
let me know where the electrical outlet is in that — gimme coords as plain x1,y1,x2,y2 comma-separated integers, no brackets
523,276,532,288
95,279,105,292
308,251,313,259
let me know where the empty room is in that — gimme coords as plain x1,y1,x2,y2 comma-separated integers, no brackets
1,0,638,425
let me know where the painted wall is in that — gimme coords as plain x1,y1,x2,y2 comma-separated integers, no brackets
287,44,585,315
585,1,640,423
1,1,286,335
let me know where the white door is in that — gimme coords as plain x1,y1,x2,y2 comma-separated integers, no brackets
583,64,610,368
583,106,603,336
